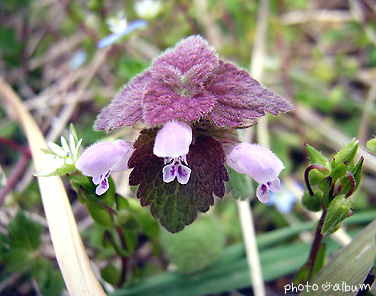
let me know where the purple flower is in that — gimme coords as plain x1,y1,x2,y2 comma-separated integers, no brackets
153,121,192,184
226,143,284,203
85,36,292,232
76,140,134,195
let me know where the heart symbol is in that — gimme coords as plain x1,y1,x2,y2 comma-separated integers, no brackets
322,282,331,292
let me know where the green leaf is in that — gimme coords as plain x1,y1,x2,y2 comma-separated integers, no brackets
339,157,364,196
128,130,229,233
329,163,347,181
333,138,359,168
101,263,121,286
305,144,329,166
366,137,376,155
87,203,113,228
126,198,159,239
226,166,252,200
322,195,351,235
312,243,327,278
36,164,76,177
114,209,139,230
8,211,42,250
160,215,225,274
4,248,34,273
308,169,327,186
69,123,79,144
32,257,65,296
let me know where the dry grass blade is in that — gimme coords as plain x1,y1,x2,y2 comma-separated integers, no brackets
0,77,106,296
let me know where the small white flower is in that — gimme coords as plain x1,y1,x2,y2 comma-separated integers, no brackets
107,11,128,35
134,0,161,19
36,124,82,177
98,11,148,48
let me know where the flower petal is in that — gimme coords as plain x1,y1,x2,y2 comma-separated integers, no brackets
176,164,191,185
48,142,66,157
226,143,284,184
268,178,281,193
97,33,122,48
76,140,134,178
162,162,177,183
256,183,271,203
60,136,70,154
96,178,109,195
153,121,192,158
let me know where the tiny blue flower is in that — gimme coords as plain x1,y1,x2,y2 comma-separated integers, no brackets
98,11,147,48
69,50,87,70
268,183,298,213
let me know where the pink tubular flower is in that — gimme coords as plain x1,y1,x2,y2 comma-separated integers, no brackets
76,140,134,195
226,143,284,203
153,121,192,184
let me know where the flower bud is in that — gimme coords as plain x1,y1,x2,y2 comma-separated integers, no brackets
302,189,323,212
322,194,352,235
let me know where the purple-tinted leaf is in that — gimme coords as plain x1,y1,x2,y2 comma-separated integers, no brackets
207,60,293,128
143,81,216,125
128,129,228,233
152,35,218,76
94,70,152,131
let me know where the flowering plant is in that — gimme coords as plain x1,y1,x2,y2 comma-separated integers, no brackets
75,35,292,232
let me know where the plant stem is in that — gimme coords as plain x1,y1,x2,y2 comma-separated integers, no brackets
306,207,327,279
116,227,129,287
304,164,329,196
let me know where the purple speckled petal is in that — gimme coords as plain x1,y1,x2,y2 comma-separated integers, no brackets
153,121,192,158
162,162,177,183
176,163,191,185
207,60,293,128
94,70,152,131
96,177,109,195
256,183,271,203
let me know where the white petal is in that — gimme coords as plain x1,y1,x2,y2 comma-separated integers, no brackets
176,164,191,185
153,121,192,158
162,163,177,183
69,133,76,155
92,176,101,185
95,179,109,195
61,136,70,154
256,183,271,203
48,142,66,157
268,178,281,193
